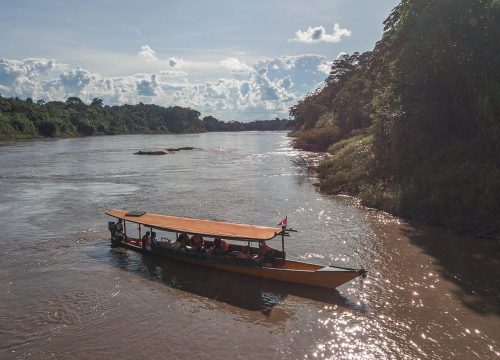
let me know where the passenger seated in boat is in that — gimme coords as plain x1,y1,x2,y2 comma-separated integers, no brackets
237,246,252,259
190,234,204,252
141,231,151,249
213,237,230,255
150,232,157,249
115,219,124,240
174,233,189,249
257,240,274,263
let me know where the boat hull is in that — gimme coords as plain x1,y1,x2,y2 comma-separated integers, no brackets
111,239,364,289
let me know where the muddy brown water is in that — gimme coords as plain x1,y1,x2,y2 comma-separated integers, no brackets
0,132,498,359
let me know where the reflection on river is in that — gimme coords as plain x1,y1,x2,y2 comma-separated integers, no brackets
0,132,498,359
106,244,355,314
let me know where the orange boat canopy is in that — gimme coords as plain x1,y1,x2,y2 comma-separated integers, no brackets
106,209,284,241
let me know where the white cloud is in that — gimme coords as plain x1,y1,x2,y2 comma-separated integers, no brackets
168,57,178,67
138,45,158,62
158,69,188,78
0,58,56,98
289,23,351,43
253,67,292,101
0,58,55,85
136,74,161,96
254,54,331,93
57,67,97,93
220,58,253,73
0,54,334,120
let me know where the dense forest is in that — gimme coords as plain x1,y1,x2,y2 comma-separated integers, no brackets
0,95,292,139
289,0,500,237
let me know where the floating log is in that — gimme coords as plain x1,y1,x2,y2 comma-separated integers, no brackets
165,146,195,152
134,150,168,155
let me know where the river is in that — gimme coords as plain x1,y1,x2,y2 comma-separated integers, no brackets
0,132,498,359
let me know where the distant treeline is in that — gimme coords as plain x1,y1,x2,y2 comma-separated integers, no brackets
289,0,500,237
202,115,293,132
0,95,292,139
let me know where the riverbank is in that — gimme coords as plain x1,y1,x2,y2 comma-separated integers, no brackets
0,128,180,141
292,131,500,241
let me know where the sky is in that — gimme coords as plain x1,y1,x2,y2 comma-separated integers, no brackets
0,0,400,121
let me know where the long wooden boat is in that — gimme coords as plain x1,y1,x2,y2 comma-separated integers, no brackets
105,209,366,289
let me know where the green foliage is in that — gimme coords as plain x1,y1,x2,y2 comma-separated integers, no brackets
371,0,500,234
315,112,336,128
289,87,332,131
76,121,96,136
358,181,399,212
0,95,294,139
202,116,227,131
290,0,500,236
290,126,341,152
37,120,59,137
317,134,375,194
289,51,374,148
12,113,36,134
0,95,211,138
203,116,293,132
91,98,104,107
0,113,15,135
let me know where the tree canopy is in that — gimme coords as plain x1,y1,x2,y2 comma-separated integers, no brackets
0,96,292,138
289,0,500,236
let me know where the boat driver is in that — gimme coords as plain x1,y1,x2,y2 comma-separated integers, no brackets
115,219,124,240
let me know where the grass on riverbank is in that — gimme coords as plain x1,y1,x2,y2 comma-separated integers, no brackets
316,134,399,213
289,127,341,152
313,132,500,238
317,134,373,194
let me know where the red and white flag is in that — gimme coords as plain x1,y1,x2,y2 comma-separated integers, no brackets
277,215,287,226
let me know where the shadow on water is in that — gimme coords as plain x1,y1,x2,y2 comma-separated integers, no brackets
96,242,356,316
403,225,500,316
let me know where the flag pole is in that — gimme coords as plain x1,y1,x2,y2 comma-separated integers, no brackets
281,215,287,254
281,227,285,254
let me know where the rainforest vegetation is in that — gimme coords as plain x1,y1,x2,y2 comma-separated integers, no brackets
289,0,500,237
0,95,292,139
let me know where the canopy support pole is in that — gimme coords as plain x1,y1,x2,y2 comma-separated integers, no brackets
139,224,142,240
281,226,286,253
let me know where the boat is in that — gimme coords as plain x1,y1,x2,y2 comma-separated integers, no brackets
105,209,366,289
